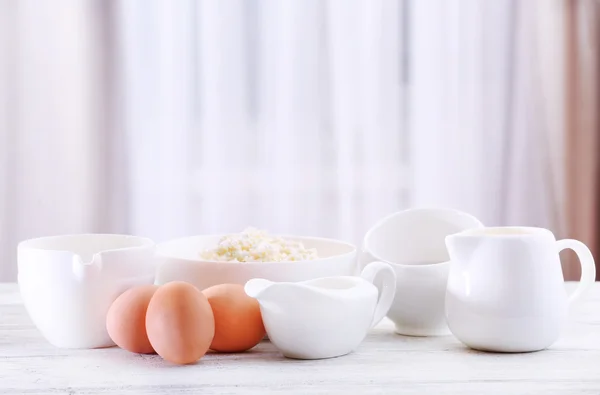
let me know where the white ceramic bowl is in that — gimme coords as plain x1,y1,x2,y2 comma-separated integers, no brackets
361,207,484,336
18,234,155,349
155,235,357,290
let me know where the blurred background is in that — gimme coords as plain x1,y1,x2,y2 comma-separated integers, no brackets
0,0,598,281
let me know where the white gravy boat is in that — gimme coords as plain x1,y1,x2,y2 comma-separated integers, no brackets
244,262,396,360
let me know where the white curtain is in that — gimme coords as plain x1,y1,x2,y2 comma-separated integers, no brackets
410,0,566,231
0,2,105,281
0,0,565,281
119,0,407,245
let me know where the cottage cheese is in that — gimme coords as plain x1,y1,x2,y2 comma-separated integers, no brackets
199,227,319,262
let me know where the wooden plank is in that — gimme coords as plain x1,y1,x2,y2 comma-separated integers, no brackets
1,283,599,394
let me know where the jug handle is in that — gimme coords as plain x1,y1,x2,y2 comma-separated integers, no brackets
556,239,596,304
360,261,397,327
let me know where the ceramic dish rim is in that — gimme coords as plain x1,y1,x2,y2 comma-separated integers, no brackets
17,233,155,255
449,226,553,238
156,234,357,265
362,206,484,268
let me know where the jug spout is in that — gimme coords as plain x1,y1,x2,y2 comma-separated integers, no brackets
445,232,482,264
71,252,103,281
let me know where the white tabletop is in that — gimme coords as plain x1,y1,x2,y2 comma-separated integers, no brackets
1,282,599,394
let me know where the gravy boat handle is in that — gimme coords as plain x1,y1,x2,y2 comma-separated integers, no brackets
360,261,397,327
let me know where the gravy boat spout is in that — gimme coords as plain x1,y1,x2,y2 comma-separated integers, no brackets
244,278,298,309
244,278,277,300
244,278,324,310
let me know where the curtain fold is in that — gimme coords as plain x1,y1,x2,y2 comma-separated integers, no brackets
409,1,563,232
120,0,409,245
565,0,600,280
0,1,107,280
0,1,17,280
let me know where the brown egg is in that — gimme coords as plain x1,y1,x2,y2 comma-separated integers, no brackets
203,283,266,352
146,281,215,364
106,284,158,354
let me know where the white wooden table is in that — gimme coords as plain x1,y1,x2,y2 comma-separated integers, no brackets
1,283,599,394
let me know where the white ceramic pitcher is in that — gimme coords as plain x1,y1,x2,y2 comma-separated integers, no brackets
244,262,396,360
445,226,596,353
18,234,156,349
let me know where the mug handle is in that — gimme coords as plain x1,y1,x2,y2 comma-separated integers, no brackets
360,261,397,327
556,239,596,304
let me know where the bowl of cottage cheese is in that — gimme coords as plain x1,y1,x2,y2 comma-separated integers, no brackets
155,228,357,291
198,228,319,263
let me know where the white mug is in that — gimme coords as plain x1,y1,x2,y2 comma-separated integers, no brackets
18,234,156,349
445,226,596,352
362,207,484,336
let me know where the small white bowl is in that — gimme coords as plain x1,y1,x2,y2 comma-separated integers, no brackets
155,235,358,290
18,234,156,349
